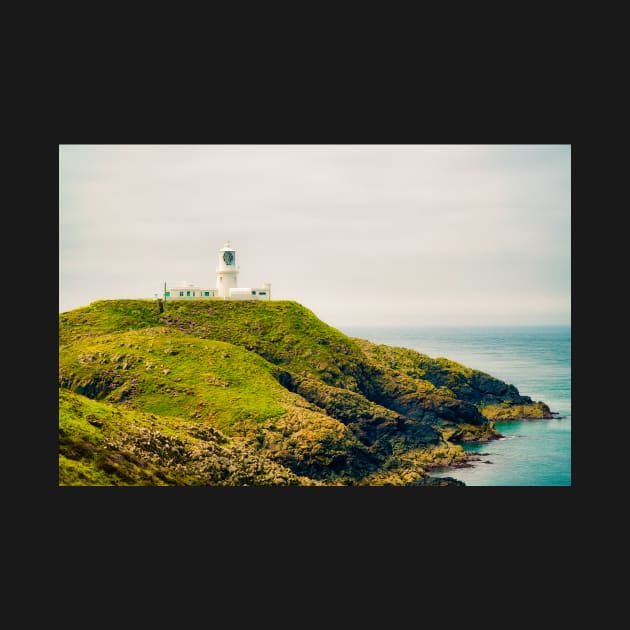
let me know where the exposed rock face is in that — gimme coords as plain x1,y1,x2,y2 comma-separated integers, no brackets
289,375,444,453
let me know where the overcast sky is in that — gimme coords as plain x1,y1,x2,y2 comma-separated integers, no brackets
59,144,570,328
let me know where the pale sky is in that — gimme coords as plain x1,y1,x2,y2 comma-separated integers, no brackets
59,144,571,328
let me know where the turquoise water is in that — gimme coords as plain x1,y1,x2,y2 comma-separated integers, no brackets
340,325,571,486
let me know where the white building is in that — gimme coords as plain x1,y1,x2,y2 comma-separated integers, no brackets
162,241,271,301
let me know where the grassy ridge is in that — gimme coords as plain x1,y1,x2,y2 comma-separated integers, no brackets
60,326,291,433
59,300,161,346
157,300,371,392
60,300,366,390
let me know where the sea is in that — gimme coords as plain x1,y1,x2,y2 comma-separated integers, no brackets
339,325,571,487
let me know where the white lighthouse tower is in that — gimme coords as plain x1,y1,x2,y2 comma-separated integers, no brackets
216,240,239,298
163,240,270,301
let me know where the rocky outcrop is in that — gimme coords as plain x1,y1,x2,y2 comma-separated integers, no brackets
288,375,444,453
354,337,550,424
59,389,317,486
412,476,466,486
480,401,554,420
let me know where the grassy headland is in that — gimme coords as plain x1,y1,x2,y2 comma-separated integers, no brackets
59,300,552,485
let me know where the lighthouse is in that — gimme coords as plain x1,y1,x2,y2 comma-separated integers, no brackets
162,240,270,301
216,240,239,298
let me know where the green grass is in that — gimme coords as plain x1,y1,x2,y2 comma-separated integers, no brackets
156,300,370,391
58,388,314,486
59,299,162,346
59,388,185,485
60,326,290,434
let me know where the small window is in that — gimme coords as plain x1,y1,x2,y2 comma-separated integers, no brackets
165,291,170,297
252,290,256,295
186,291,191,297
192,291,196,296
204,291,210,296
179,291,184,297
259,292,266,295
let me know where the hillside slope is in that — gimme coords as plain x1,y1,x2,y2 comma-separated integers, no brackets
59,388,315,486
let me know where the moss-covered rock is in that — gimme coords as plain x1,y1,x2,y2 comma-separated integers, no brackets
480,401,553,420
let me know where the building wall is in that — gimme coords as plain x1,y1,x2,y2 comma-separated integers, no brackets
165,287,217,300
228,287,270,301
164,286,269,301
